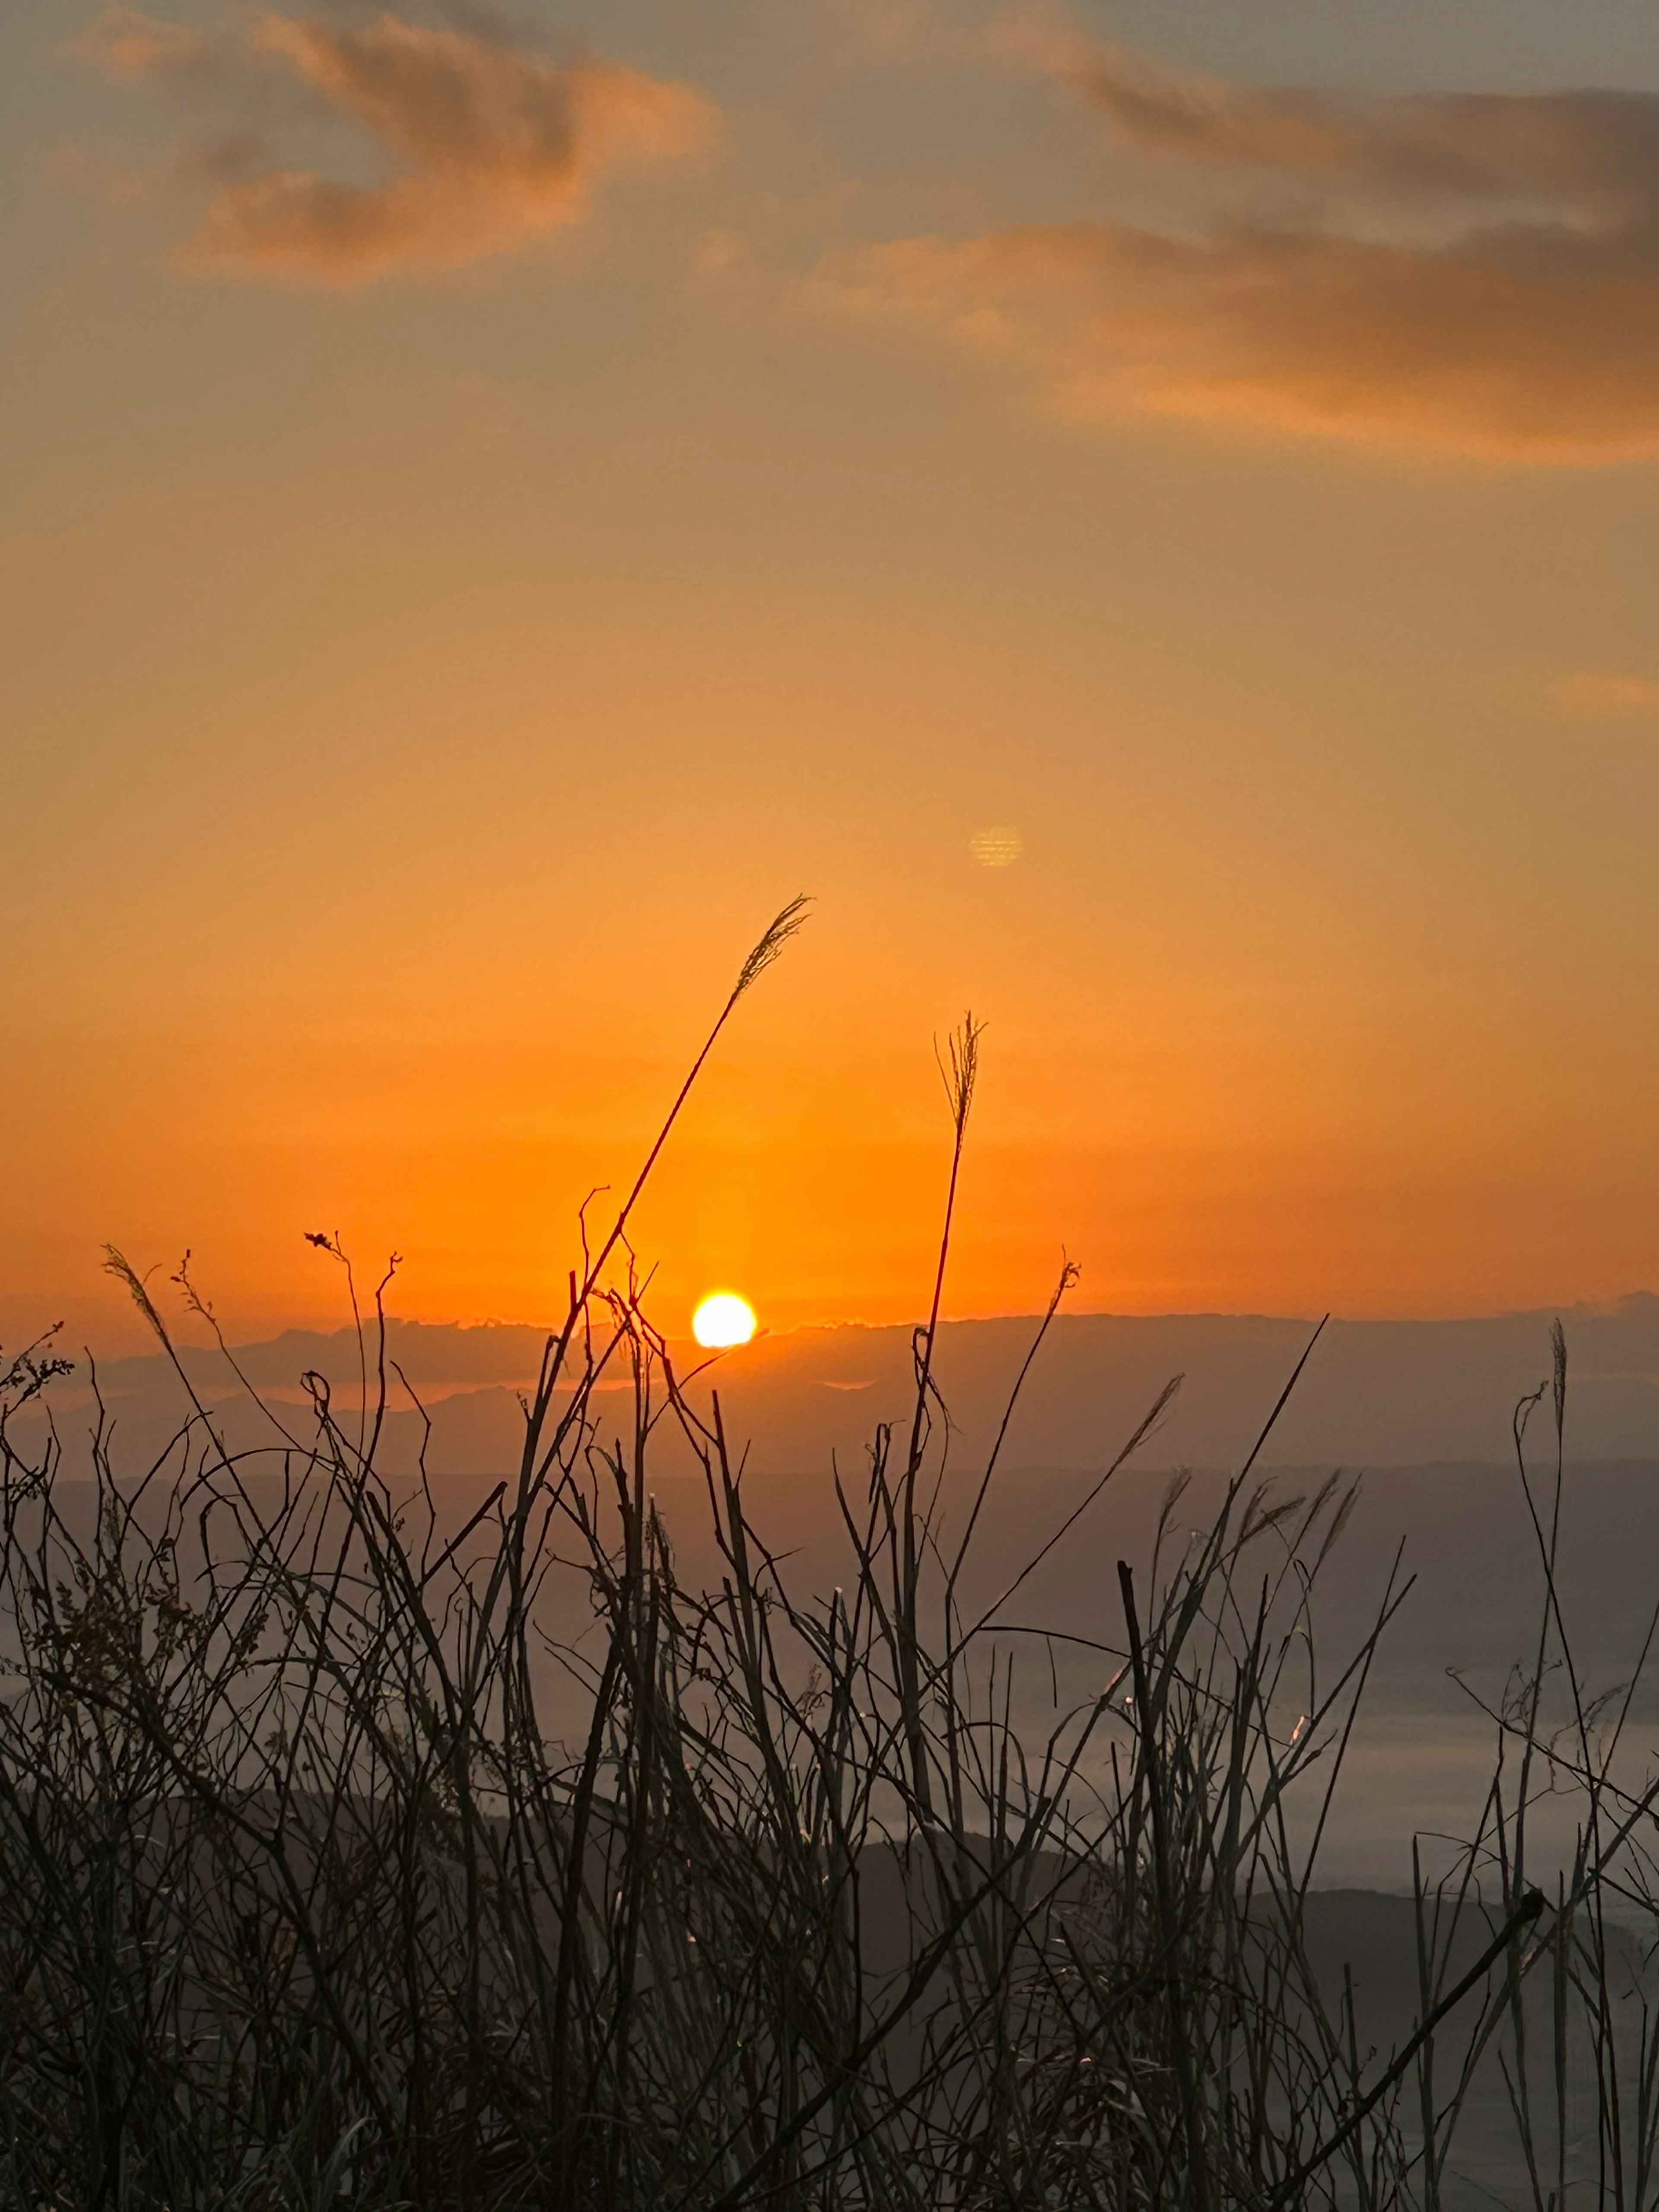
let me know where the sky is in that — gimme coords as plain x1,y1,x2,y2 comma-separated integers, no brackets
9,0,1659,1352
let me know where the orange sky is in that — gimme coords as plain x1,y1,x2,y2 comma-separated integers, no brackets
10,0,1659,1352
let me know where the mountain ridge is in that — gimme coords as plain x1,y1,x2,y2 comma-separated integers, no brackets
35,1290,1659,1474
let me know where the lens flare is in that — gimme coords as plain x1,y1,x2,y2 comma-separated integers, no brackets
692,1292,757,1348
969,825,1023,867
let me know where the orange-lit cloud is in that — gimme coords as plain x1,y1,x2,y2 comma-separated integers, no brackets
815,44,1659,462
73,2,208,80
1070,45,1659,220
75,6,713,285
825,0,1070,73
1551,671,1659,717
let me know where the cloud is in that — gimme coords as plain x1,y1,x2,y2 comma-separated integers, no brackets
814,42,1659,462
1551,672,1659,718
72,3,208,80
1071,45,1659,222
825,0,1069,73
75,7,713,285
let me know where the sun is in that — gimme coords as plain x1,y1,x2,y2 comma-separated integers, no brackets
692,1292,757,1349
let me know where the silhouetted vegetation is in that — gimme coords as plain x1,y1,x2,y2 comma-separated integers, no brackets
3,906,1656,2209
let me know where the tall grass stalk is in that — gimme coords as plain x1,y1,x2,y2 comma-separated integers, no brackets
0,911,1652,2208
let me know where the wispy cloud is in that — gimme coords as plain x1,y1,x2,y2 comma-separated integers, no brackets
73,2,209,81
812,41,1659,462
73,6,714,285
824,0,1069,73
1070,44,1659,221
1551,671,1659,718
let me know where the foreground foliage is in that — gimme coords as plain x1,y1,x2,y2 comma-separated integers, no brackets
2,909,1656,2210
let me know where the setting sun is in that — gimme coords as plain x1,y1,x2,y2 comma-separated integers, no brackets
692,1292,757,1348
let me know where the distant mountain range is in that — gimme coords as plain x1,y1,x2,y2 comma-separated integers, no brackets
48,1291,1659,1478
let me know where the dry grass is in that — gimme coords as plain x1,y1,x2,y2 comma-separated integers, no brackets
1,908,1656,2209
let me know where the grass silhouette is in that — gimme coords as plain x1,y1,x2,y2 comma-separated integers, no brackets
2,906,1656,2209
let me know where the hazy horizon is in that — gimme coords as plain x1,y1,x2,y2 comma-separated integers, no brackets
36,1285,1659,1472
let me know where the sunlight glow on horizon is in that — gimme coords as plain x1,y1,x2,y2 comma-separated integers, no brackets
693,1292,758,1348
